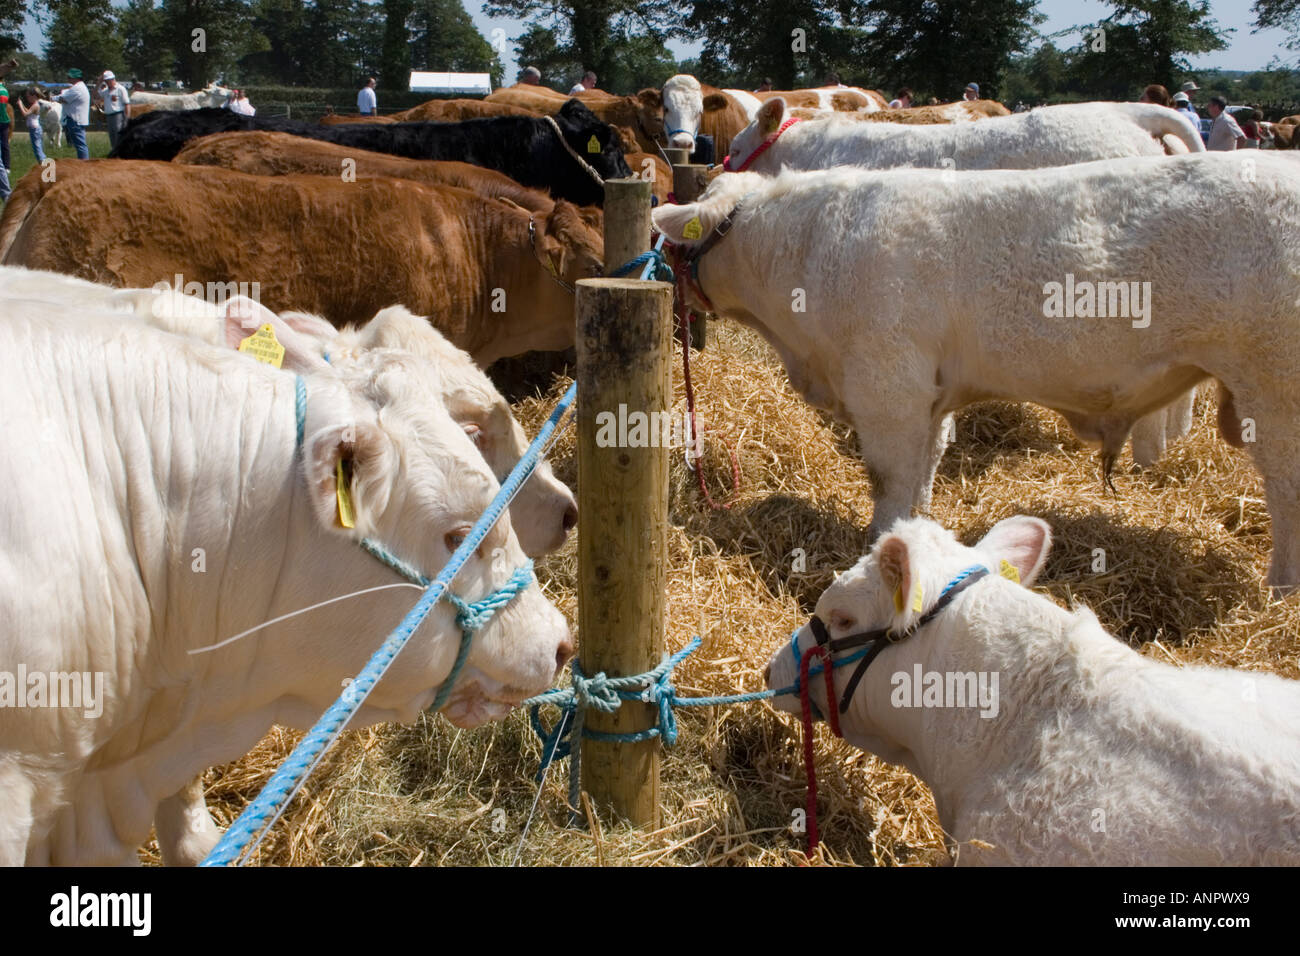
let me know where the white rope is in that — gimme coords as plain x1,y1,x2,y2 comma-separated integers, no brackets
544,114,607,188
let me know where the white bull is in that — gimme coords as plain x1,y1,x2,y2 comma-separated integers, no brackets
655,155,1300,590
0,298,571,865
765,515,1300,865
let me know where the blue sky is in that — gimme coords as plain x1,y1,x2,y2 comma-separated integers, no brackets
21,0,1295,82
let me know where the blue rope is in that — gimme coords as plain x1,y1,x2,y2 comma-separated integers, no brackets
293,375,306,450
201,379,577,866
610,247,675,283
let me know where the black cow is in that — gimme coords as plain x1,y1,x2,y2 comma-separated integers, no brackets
109,101,631,206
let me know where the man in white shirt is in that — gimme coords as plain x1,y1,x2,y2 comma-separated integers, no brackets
99,70,130,151
227,90,255,116
56,67,90,159
569,71,596,95
357,77,377,115
1206,95,1245,151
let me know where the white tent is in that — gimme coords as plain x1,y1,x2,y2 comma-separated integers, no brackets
408,72,492,96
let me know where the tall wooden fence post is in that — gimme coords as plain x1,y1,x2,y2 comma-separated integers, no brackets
576,178,670,827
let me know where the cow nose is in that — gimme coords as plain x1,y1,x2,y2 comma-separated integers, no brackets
763,663,771,685
556,636,576,672
562,504,578,534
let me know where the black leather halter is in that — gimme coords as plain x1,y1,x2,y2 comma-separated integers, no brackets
807,566,991,715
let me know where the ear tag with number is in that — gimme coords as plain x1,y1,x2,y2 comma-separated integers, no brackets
682,217,703,240
999,559,1020,583
237,323,285,368
911,582,924,613
587,135,600,153
336,460,356,529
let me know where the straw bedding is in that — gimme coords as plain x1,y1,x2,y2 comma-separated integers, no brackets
142,321,1296,866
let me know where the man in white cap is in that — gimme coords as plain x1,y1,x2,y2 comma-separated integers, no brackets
1172,90,1199,130
100,70,130,150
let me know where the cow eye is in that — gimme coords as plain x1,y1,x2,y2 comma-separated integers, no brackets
444,526,472,553
463,423,483,446
830,611,856,632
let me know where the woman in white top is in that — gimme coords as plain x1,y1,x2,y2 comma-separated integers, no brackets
14,88,44,163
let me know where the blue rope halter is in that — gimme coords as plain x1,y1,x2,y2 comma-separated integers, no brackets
293,374,535,711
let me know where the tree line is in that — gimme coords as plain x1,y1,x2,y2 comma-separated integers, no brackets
3,0,1299,103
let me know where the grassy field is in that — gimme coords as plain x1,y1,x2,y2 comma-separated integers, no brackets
154,320,1297,867
5,128,111,188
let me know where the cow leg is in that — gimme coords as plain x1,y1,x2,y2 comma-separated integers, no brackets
0,759,36,865
849,387,944,539
912,411,955,517
1229,391,1300,593
1129,388,1197,467
155,775,221,866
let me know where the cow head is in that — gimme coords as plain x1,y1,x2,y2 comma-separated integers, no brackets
535,199,604,287
298,346,573,727
724,97,786,172
662,74,705,150
345,305,579,556
199,85,232,108
633,87,666,145
554,98,633,191
764,515,1051,764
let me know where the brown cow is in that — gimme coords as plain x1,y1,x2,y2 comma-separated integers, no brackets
173,130,564,215
0,161,603,365
488,86,666,153
320,98,538,125
788,99,1011,125
754,88,889,112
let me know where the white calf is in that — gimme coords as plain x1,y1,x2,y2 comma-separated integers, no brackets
765,515,1300,865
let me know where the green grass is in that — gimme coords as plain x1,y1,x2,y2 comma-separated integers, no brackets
6,129,112,187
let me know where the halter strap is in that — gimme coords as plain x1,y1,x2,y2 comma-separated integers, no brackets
799,564,992,715
723,116,802,173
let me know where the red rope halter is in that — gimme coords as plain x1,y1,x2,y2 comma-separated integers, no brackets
723,117,802,173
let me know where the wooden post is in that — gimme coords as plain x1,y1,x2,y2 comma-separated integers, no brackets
576,178,670,827
602,177,651,278
672,162,711,350
662,147,691,168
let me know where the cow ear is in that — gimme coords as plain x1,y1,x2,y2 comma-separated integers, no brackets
758,96,785,134
702,92,729,112
637,88,661,109
302,416,394,533
876,534,913,621
976,516,1052,586
222,297,329,374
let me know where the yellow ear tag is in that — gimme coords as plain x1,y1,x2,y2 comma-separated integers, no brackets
587,135,600,153
911,582,924,613
336,460,356,529
893,586,904,614
237,323,285,369
682,217,703,240
999,559,1021,583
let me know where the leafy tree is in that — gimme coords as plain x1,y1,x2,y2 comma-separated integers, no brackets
1069,0,1228,97
1255,0,1300,56
119,0,173,83
409,0,500,84
160,0,261,86
513,18,673,92
379,0,413,89
43,0,125,75
684,0,866,90
0,2,32,60
483,0,678,93
860,0,1044,101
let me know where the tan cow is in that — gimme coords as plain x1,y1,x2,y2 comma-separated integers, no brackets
320,98,538,125
0,161,603,365
488,85,666,154
753,87,888,112
173,131,564,215
788,99,1011,125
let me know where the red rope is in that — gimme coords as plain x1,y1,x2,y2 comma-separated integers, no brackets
798,644,842,859
674,268,741,511
723,117,802,173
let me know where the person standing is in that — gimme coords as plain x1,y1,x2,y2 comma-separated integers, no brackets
99,71,130,151
1206,95,1245,151
963,82,980,101
1172,90,1199,128
569,71,596,95
15,88,44,164
56,68,90,160
754,78,773,93
0,74,11,177
1139,84,1171,107
888,87,913,109
357,76,377,116
518,66,541,85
